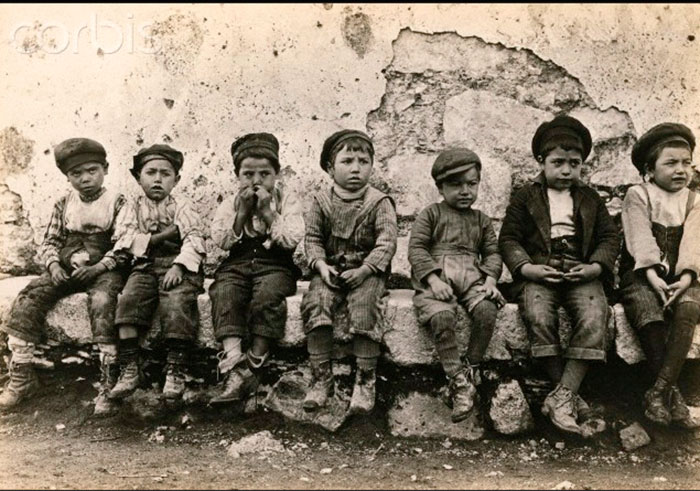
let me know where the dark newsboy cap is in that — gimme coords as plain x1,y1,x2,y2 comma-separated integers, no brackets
631,122,695,174
320,129,374,172
230,132,280,175
54,138,107,175
130,144,184,179
431,147,482,184
531,115,592,161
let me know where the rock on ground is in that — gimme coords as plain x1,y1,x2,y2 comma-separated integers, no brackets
263,367,350,432
228,430,285,458
619,422,651,451
387,391,484,441
489,379,535,435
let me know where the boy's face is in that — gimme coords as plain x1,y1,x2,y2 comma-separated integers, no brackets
329,146,372,192
649,146,692,192
540,147,583,190
137,158,180,202
66,161,107,196
238,157,277,192
438,167,480,211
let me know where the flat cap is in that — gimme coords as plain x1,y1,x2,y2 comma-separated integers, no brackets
631,122,695,174
54,138,107,175
531,115,592,161
130,144,184,179
431,147,481,184
230,132,280,174
320,129,374,172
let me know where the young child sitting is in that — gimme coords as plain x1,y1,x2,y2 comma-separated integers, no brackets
301,129,398,415
209,133,304,404
108,144,206,402
0,138,131,416
619,122,700,429
498,115,620,435
408,148,505,423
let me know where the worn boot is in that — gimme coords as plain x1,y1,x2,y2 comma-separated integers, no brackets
448,368,478,423
542,384,581,435
574,394,594,421
210,351,264,404
667,385,700,430
348,366,376,415
93,353,119,416
643,378,671,426
303,359,333,411
162,363,186,400
0,361,39,409
108,360,141,400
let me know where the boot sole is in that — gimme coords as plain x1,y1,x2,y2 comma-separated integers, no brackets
451,408,474,423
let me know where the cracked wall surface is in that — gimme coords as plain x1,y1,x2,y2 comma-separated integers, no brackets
0,4,699,278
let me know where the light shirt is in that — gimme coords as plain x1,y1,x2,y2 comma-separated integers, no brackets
547,187,575,238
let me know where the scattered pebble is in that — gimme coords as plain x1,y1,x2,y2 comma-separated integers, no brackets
553,480,575,490
55,424,65,431
320,467,332,474
485,471,504,478
410,475,417,482
443,464,453,470
555,442,566,450
653,476,668,482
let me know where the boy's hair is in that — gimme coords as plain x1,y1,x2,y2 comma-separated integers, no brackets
327,137,374,169
537,142,584,162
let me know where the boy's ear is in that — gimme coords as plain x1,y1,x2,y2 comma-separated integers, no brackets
103,162,109,174
175,173,181,185
536,155,544,164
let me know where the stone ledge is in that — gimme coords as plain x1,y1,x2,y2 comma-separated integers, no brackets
1,276,698,365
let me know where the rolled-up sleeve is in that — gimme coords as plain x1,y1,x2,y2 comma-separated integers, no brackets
173,199,206,273
268,184,304,251
210,196,243,251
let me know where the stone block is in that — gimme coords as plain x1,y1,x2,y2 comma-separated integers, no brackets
488,379,535,435
619,422,651,452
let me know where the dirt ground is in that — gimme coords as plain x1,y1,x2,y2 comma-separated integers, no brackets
1,363,700,490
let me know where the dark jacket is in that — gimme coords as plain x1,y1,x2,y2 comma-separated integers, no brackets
498,172,620,296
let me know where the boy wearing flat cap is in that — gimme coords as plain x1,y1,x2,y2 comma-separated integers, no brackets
300,129,398,415
107,144,206,402
619,122,700,429
0,138,132,415
208,133,304,404
408,148,505,423
498,115,619,435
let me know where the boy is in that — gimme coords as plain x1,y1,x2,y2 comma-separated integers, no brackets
498,115,619,435
209,133,304,404
408,148,505,423
619,123,700,429
0,138,131,416
301,129,398,415
107,144,206,402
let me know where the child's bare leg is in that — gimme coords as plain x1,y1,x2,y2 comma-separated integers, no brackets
304,325,334,411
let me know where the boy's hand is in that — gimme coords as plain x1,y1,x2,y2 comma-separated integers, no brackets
255,187,278,225
339,265,373,289
646,267,670,304
563,263,602,283
664,272,693,309
520,264,564,284
316,261,340,289
72,263,107,284
482,276,506,308
49,262,70,285
151,224,179,247
162,264,185,291
427,273,455,301
237,186,258,217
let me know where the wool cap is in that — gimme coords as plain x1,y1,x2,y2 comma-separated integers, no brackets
531,115,592,161
230,132,280,175
320,129,374,172
54,138,107,175
431,147,482,184
130,144,184,179
631,122,695,174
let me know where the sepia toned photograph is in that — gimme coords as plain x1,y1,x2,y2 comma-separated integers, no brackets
0,3,699,489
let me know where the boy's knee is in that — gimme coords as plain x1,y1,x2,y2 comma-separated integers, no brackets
429,311,457,342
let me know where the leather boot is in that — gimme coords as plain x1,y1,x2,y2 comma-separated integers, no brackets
0,361,39,409
542,384,582,435
667,385,700,430
93,353,119,416
643,378,671,426
303,359,333,411
348,366,376,415
448,368,478,423
108,360,141,400
210,351,264,404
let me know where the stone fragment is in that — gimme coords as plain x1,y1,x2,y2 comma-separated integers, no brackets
228,430,285,458
619,422,651,452
489,379,535,435
387,391,484,441
263,367,349,432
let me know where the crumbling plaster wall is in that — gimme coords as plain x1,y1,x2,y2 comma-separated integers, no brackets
0,4,698,277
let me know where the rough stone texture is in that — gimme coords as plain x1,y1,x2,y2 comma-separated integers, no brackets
387,391,484,441
488,380,535,435
263,366,350,432
227,430,285,458
1,4,699,278
1,276,699,365
619,422,651,452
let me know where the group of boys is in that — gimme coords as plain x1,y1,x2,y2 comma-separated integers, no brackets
0,114,698,437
